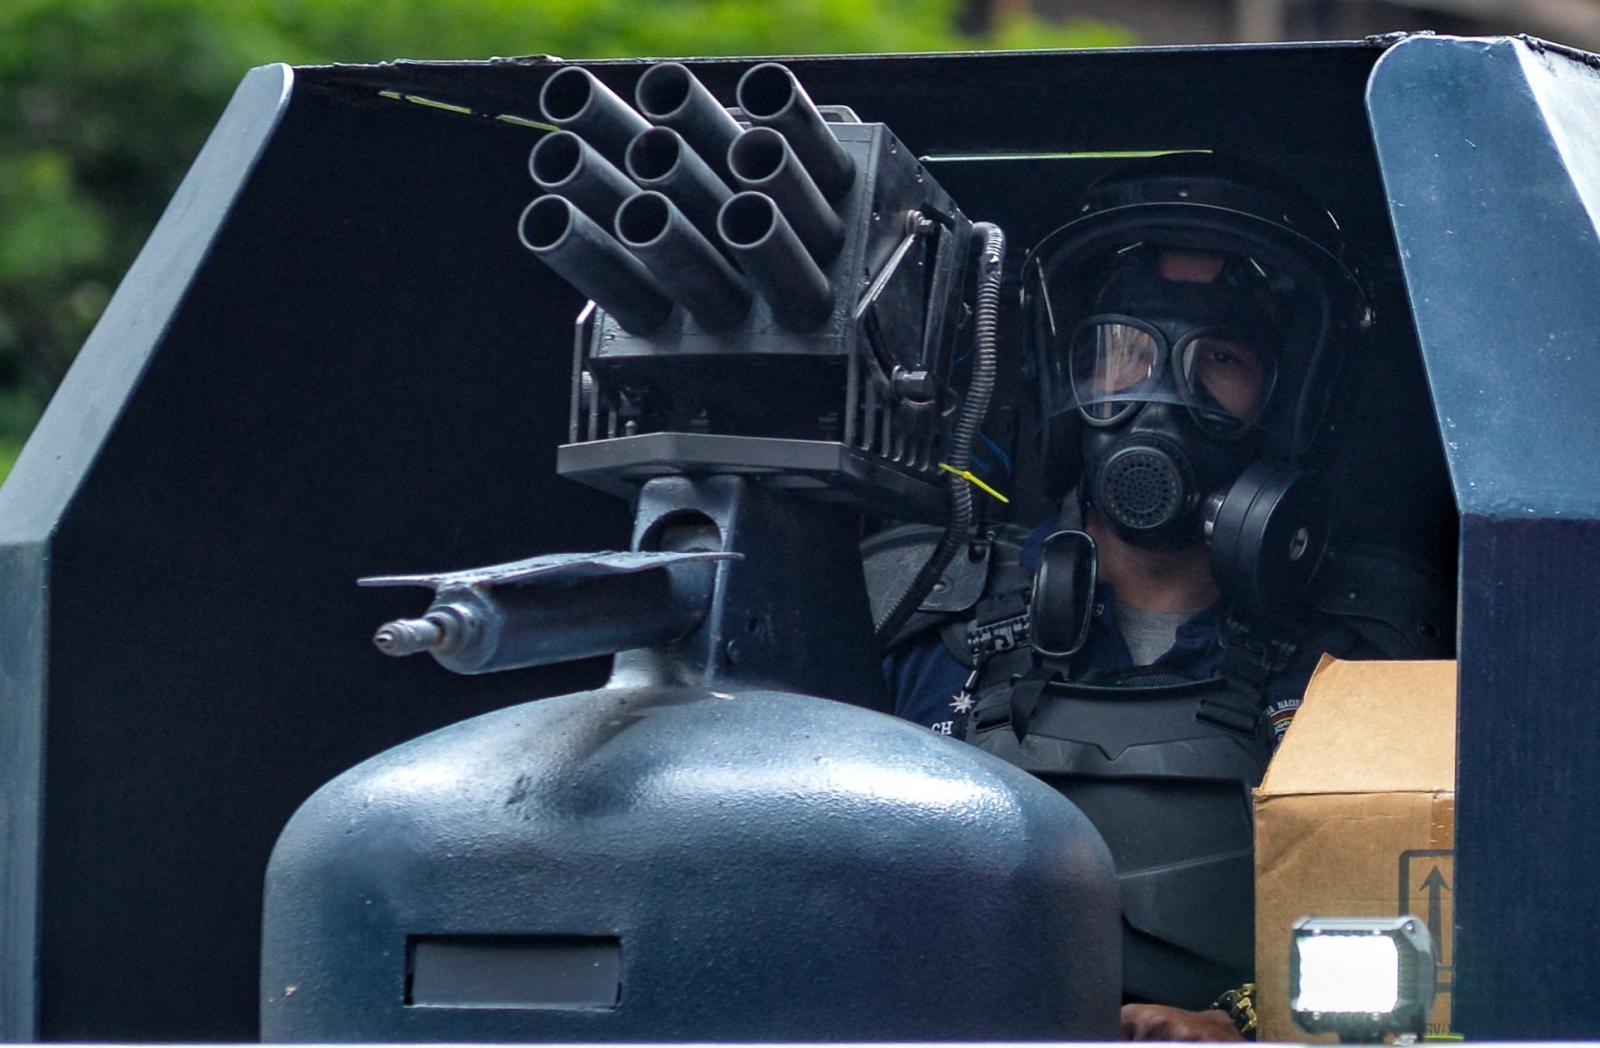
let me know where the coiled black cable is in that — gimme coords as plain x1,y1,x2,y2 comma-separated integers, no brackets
875,221,1005,645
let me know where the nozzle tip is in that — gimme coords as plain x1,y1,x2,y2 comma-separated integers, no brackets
373,616,444,657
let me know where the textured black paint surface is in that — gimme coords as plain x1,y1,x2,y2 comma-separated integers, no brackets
1453,517,1600,1035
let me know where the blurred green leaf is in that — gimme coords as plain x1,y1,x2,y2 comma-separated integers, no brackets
0,440,19,488
0,381,41,486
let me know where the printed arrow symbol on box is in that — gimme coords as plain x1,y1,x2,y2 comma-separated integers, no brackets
1421,865,1450,946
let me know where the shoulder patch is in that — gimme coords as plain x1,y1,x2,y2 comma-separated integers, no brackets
1264,695,1303,748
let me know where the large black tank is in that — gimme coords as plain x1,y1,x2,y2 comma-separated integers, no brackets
260,680,1120,1040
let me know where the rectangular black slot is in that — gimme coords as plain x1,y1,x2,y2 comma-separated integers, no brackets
406,935,621,1010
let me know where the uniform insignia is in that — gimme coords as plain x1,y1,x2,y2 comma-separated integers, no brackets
1264,696,1303,747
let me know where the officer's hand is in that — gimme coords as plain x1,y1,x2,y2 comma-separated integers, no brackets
1120,1004,1244,1042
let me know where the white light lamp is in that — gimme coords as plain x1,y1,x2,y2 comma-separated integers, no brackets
1290,915,1436,1042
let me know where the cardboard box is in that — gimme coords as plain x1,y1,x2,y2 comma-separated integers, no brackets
1254,657,1456,1041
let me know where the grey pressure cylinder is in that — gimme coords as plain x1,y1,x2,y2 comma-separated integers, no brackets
634,62,743,183
735,62,855,203
625,127,733,249
518,194,672,335
616,192,751,332
379,563,714,675
718,191,833,332
539,65,652,168
529,131,639,226
728,127,845,266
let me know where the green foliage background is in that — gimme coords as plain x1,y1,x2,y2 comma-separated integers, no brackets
0,0,1128,484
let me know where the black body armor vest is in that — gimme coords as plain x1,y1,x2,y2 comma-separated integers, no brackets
966,669,1272,1008
864,521,1453,1010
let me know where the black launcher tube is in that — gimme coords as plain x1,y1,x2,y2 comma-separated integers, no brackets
518,194,672,335
625,127,733,249
735,62,855,202
718,192,832,332
617,192,751,332
634,62,743,183
728,127,844,266
539,66,651,168
529,130,639,226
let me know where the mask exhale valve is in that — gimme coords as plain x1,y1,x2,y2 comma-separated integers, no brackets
1091,431,1196,539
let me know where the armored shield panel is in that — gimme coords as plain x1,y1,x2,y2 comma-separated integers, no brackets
1368,35,1600,1038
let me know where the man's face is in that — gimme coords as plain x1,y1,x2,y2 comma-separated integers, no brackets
1180,334,1270,422
1072,249,1277,437
1153,249,1273,425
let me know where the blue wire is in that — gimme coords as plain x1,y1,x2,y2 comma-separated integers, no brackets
977,431,1014,477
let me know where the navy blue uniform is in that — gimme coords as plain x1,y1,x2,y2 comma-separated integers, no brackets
886,525,1316,742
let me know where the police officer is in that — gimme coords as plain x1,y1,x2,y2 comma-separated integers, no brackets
878,155,1448,1039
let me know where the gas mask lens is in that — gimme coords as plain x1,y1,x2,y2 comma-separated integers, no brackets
1066,318,1276,435
1068,320,1159,423
1179,334,1275,435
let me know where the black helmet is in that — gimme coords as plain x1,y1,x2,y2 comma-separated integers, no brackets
1022,154,1369,499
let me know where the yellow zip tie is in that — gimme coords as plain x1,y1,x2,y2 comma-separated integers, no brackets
939,462,1010,504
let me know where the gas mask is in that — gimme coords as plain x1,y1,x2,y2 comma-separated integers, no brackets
1069,248,1280,550
1022,156,1368,613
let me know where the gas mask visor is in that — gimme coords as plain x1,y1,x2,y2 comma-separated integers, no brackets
1063,314,1279,438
